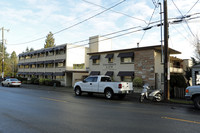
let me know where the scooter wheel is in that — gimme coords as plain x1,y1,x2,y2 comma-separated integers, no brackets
155,93,162,102
139,96,144,103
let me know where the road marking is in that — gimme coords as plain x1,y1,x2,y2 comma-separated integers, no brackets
40,97,67,103
161,117,200,124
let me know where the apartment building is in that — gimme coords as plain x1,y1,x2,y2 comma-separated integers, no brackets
17,44,89,86
17,35,112,86
88,45,181,90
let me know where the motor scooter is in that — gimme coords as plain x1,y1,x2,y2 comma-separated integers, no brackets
139,84,163,102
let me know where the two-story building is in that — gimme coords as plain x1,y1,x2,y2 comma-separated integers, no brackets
88,45,181,90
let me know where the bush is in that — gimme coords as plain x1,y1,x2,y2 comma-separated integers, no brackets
133,77,143,87
17,77,27,82
44,79,52,86
39,78,45,85
27,80,32,84
33,79,39,85
30,78,38,84
22,81,27,84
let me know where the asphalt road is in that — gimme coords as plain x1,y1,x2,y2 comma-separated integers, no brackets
0,86,200,133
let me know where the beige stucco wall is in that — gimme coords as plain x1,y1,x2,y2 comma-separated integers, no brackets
89,51,134,82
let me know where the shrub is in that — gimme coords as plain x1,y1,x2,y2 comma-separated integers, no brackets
39,78,45,85
27,80,32,84
17,77,27,82
22,81,27,84
133,77,143,87
33,79,39,85
30,78,38,84
44,79,52,86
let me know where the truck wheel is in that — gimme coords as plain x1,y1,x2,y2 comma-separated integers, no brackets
118,94,126,99
75,86,82,96
105,89,113,99
194,96,200,110
2,83,4,86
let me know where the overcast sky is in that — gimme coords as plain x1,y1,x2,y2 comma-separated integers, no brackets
0,0,200,59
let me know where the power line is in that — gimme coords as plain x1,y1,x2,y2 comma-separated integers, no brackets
171,0,195,37
138,4,158,45
81,0,148,24
186,0,199,15
8,0,126,46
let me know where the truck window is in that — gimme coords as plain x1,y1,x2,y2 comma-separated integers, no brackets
85,77,98,82
101,77,111,82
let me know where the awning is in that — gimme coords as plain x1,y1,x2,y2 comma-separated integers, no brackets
21,72,27,75
29,62,36,65
117,52,134,58
35,72,44,75
105,71,114,76
29,51,37,55
55,59,65,63
36,61,44,64
17,72,22,75
90,71,100,75
105,54,114,58
54,45,66,50
44,60,54,64
18,53,24,57
27,72,35,75
90,55,100,60
44,72,53,76
45,47,54,52
23,62,29,65
53,72,65,76
17,63,22,66
36,49,45,54
117,71,134,77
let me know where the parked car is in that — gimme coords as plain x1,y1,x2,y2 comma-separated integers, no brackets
185,86,200,109
74,75,133,99
1,78,21,87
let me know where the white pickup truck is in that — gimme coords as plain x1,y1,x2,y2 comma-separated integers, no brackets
74,75,133,99
185,86,200,109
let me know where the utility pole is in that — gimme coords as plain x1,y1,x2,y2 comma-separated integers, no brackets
1,27,9,79
163,0,170,100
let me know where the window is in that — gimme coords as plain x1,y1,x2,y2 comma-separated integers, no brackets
121,57,134,63
84,77,98,82
46,51,54,56
31,55,36,58
55,76,64,81
19,65,24,69
56,62,65,68
24,65,29,69
93,59,100,65
38,53,45,57
25,56,30,59
31,64,36,68
56,50,65,55
121,76,132,82
38,64,44,68
108,58,113,63
46,63,54,68
101,77,111,82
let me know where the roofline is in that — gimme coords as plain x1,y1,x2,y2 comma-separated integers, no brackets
87,45,181,55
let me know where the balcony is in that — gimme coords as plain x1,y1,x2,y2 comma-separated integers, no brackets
170,67,183,73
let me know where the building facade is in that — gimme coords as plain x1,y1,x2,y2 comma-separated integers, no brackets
88,45,181,90
17,35,113,87
17,44,89,86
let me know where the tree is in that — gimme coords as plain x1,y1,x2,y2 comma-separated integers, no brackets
10,51,18,77
44,32,55,48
